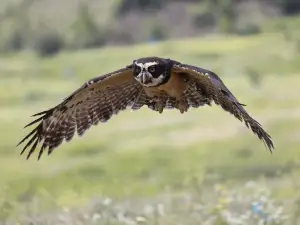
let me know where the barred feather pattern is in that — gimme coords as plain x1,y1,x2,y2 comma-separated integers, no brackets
173,63,274,152
131,90,154,111
131,90,178,112
133,79,212,113
18,81,143,160
156,82,211,112
182,78,212,109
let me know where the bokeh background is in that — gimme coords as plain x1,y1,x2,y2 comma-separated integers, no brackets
0,0,300,224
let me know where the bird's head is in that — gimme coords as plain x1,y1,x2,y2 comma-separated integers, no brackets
132,57,172,87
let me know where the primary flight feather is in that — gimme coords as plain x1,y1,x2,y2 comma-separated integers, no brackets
17,56,274,160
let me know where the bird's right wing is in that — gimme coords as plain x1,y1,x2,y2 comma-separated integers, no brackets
17,65,144,160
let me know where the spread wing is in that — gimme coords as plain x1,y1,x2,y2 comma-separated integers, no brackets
17,65,144,160
172,62,274,152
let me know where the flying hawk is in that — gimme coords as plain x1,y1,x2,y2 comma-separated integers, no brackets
17,56,274,160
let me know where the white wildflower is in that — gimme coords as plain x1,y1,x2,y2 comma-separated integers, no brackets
245,181,257,189
117,211,137,225
102,197,112,206
92,213,101,221
157,203,165,216
275,206,283,215
57,214,68,222
117,211,126,222
143,204,154,217
136,216,146,223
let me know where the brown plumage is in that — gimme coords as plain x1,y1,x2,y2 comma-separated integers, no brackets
17,56,274,160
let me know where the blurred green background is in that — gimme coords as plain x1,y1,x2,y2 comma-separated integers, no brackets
1,0,300,224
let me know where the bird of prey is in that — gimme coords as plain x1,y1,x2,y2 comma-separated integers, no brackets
17,56,274,160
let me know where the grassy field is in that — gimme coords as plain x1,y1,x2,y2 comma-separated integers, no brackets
0,30,300,224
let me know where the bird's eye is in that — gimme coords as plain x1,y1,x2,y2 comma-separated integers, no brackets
135,67,141,73
149,66,156,73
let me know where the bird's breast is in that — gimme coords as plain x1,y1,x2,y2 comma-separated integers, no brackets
143,72,187,100
156,72,186,98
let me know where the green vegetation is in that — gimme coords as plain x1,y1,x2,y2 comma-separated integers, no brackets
1,0,300,57
0,26,299,223
1,1,300,223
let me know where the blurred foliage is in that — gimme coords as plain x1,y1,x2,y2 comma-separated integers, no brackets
0,0,300,55
192,0,217,28
116,0,165,16
278,0,300,15
217,0,236,33
0,0,107,55
0,3,300,224
147,20,167,41
0,18,298,225
193,0,260,35
0,25,24,52
235,23,262,36
0,28,300,211
34,31,64,57
0,181,294,224
0,0,31,52
68,3,106,50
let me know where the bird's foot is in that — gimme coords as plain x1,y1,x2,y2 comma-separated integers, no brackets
152,96,165,114
177,100,188,114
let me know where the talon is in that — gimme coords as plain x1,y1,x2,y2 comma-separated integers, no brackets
157,105,164,113
178,100,188,114
152,96,164,113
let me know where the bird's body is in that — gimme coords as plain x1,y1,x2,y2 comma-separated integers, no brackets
17,56,274,159
142,71,189,113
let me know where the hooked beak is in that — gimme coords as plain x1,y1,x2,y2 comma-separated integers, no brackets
138,72,151,84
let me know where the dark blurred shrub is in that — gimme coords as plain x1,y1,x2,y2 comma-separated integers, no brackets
149,23,167,41
0,24,25,52
193,0,236,33
192,1,216,29
6,29,24,51
34,31,64,57
0,7,29,52
218,0,236,33
235,23,261,35
193,12,216,28
106,29,135,45
116,0,165,16
219,16,233,33
278,0,300,15
68,3,106,49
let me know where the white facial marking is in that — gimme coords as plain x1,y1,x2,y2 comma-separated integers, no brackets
142,74,165,87
134,61,165,87
135,61,158,69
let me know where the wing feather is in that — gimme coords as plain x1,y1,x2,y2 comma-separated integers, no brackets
18,66,144,160
172,62,274,152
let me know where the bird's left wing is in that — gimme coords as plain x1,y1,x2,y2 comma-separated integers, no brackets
172,62,274,152
17,65,143,160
